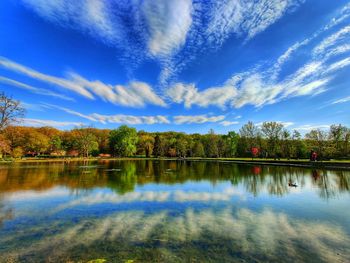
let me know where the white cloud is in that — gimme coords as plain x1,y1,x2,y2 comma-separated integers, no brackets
324,3,350,31
44,104,170,125
69,73,166,107
142,0,193,57
233,74,282,107
325,57,350,73
43,104,97,122
20,118,83,127
167,11,350,110
332,96,350,104
293,124,330,131
166,82,237,108
21,102,46,112
20,0,305,84
206,0,303,44
271,3,350,79
324,44,350,60
271,38,312,80
7,1,350,111
167,63,332,109
0,57,93,99
174,115,225,124
22,0,121,45
313,25,350,56
0,57,166,108
232,60,331,108
90,113,170,125
256,121,294,128
44,104,241,126
0,76,73,101
220,121,239,126
46,104,236,125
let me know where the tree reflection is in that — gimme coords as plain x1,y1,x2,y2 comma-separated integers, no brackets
0,161,349,199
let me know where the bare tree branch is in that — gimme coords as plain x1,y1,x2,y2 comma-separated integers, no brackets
0,92,25,130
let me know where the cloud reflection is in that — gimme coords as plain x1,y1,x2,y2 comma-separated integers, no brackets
1,207,349,262
52,187,244,212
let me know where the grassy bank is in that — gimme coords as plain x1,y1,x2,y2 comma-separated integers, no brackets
1,156,350,170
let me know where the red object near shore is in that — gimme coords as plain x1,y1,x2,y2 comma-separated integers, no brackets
251,147,259,157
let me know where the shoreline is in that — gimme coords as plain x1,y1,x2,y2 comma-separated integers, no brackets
1,157,350,170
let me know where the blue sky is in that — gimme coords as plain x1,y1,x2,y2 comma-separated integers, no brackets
0,0,349,133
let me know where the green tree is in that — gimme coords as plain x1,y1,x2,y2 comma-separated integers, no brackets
281,129,291,159
176,134,188,157
109,125,138,157
138,134,155,157
72,127,99,157
261,122,284,158
239,121,260,155
305,129,328,159
292,130,306,159
49,135,62,153
329,124,348,157
153,134,165,157
226,131,240,157
193,141,205,157
204,129,219,157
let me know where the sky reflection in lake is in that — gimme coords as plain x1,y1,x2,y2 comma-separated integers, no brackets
0,160,349,262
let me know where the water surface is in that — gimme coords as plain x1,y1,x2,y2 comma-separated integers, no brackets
0,160,349,262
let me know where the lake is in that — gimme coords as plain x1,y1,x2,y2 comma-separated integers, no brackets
0,160,349,262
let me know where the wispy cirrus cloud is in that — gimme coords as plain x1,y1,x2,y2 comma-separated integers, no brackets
167,7,350,110
20,118,83,127
331,96,350,105
89,114,170,125
0,76,73,101
45,104,232,126
20,0,305,83
174,115,225,124
220,121,239,127
313,25,350,57
293,124,331,131
0,57,166,108
68,73,166,107
256,121,294,128
0,56,94,99
206,0,304,45
166,82,237,109
43,104,170,125
167,60,332,109
22,0,123,46
143,0,193,58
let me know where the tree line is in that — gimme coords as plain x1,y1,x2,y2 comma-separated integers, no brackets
0,122,349,160
0,92,349,159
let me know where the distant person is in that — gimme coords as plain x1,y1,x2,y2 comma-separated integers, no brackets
310,150,317,161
